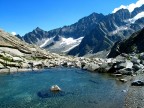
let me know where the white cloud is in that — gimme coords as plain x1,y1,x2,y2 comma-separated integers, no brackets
112,0,144,13
11,32,17,35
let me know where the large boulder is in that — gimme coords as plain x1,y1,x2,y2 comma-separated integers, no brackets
9,67,18,73
125,60,133,68
98,63,112,73
116,60,133,69
21,63,30,68
131,57,140,64
67,62,75,67
12,57,23,62
33,61,43,68
0,69,10,73
108,60,133,74
115,55,126,63
131,80,144,86
83,63,100,71
75,61,81,68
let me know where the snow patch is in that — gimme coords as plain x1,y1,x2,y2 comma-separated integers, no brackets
40,38,51,48
112,0,144,13
60,37,84,46
63,44,79,52
109,26,128,35
127,12,144,23
39,36,84,52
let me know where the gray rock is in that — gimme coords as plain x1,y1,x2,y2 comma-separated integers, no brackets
98,63,111,73
126,60,133,68
12,57,23,62
67,62,75,67
115,55,126,62
0,68,10,73
21,63,30,68
33,61,43,68
131,57,140,64
33,61,42,66
86,63,100,71
116,60,133,69
9,67,18,73
75,61,81,68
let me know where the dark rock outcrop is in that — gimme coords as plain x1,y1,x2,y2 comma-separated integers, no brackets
108,28,144,58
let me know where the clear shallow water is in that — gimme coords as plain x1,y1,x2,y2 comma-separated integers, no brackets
0,68,127,108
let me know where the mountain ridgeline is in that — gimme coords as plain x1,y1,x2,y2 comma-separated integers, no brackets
19,5,144,56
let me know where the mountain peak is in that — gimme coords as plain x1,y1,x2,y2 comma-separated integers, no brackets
35,27,43,31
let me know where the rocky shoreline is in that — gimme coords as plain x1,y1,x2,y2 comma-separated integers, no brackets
124,74,144,108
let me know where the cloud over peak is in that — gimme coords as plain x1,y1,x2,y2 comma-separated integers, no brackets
112,0,144,13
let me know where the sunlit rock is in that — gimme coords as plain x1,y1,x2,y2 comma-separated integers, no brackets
50,85,61,92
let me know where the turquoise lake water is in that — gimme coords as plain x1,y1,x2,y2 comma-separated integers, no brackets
0,68,127,108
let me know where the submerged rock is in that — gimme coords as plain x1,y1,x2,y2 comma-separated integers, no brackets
50,85,61,92
37,90,65,98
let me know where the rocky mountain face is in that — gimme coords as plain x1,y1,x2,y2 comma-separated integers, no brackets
68,6,144,56
20,5,144,56
108,27,144,58
20,13,105,53
22,27,49,45
22,13,105,44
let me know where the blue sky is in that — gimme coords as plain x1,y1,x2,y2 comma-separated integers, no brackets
0,0,138,35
